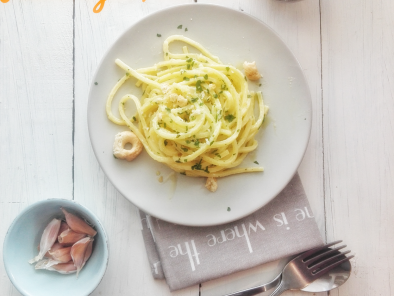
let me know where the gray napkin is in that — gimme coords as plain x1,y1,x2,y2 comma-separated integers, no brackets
140,173,323,291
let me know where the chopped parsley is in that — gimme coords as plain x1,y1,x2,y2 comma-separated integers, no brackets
157,34,162,37
213,94,218,99
186,58,193,63
180,172,186,175
164,140,168,146
196,80,203,92
225,114,236,123
259,83,262,87
227,207,231,212
226,67,229,71
185,28,188,32
244,76,247,81
191,158,209,173
175,159,181,163
183,77,190,81
187,64,191,70
194,139,200,147
204,74,208,80
113,154,117,159
177,25,183,29
181,147,188,152
165,107,171,112
133,116,137,121
191,97,198,103
94,82,98,85
254,161,259,165
176,135,180,138
166,52,168,56
186,140,191,144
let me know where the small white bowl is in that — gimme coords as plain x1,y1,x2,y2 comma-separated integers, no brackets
3,199,109,296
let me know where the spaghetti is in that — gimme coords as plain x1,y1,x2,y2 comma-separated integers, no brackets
106,35,268,180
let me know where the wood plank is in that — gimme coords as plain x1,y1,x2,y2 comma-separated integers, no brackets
73,0,198,295
0,0,73,295
198,0,325,295
321,0,394,295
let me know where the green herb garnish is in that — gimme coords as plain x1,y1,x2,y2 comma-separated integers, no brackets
225,114,236,123
157,34,161,37
254,161,259,165
196,80,203,92
177,25,183,29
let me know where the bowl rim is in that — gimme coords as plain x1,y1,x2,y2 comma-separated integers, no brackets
3,199,109,296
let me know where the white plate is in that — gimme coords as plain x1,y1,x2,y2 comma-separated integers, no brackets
88,4,311,226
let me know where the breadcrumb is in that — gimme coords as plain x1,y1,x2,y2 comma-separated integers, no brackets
205,177,218,192
243,61,262,81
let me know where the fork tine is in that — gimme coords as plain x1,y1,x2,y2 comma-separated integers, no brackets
303,244,347,264
312,255,354,277
309,250,351,269
300,240,342,260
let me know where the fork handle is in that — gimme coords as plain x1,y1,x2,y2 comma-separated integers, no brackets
223,274,281,296
268,281,288,296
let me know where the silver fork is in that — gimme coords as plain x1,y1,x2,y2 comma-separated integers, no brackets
225,241,354,296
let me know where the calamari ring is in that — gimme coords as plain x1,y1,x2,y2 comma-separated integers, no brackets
113,131,143,161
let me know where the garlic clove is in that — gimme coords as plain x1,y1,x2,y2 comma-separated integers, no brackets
83,239,94,262
58,221,70,235
43,242,63,259
49,246,72,263
70,237,94,276
29,218,61,264
58,229,87,246
61,208,97,237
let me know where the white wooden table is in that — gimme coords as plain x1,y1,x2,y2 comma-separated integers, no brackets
1,0,393,295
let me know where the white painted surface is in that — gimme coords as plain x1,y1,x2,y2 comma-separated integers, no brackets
0,0,393,296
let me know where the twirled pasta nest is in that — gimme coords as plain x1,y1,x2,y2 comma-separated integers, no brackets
106,35,268,184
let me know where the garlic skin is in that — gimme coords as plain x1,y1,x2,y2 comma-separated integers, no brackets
51,262,77,274
35,259,60,270
35,260,77,274
29,218,61,264
58,229,87,246
71,237,94,276
61,208,97,237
